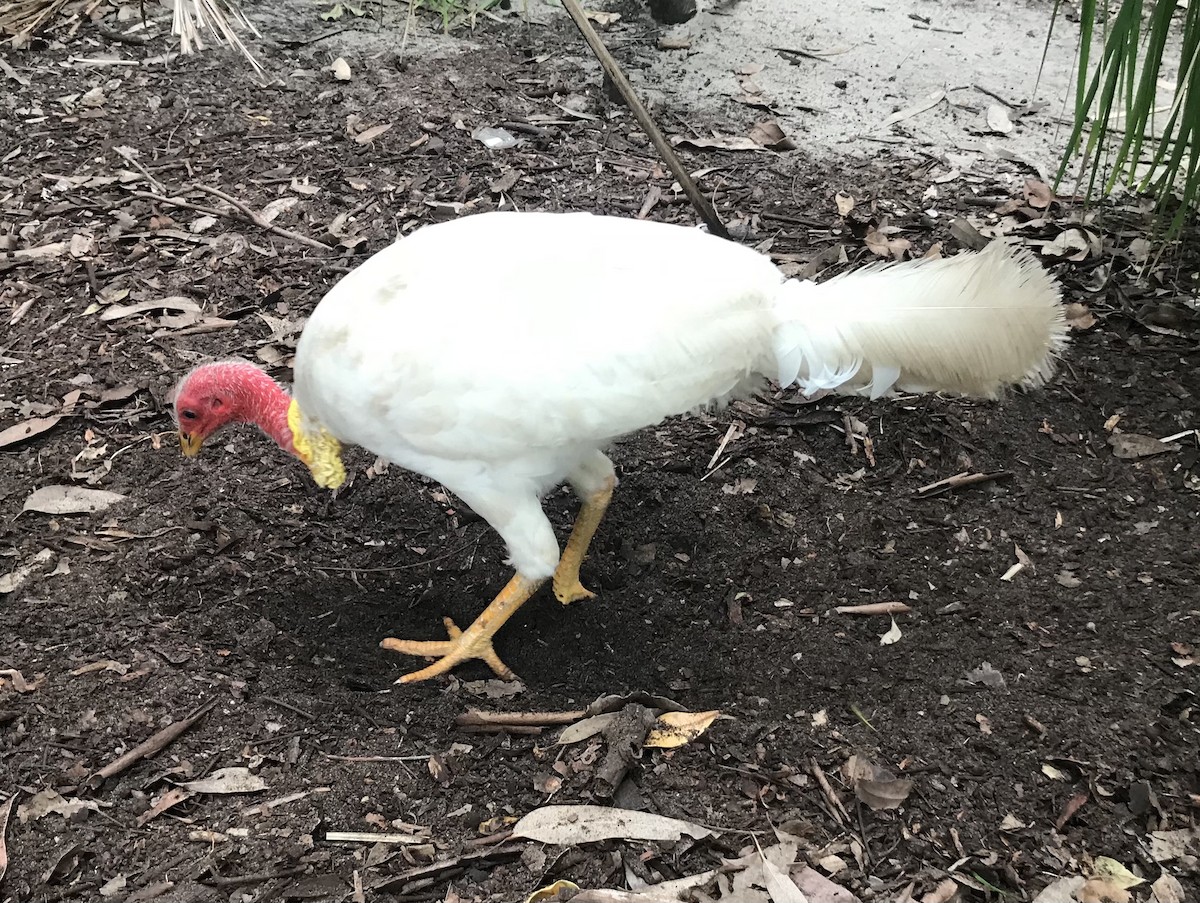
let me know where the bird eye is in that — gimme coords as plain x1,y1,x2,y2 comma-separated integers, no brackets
181,410,197,421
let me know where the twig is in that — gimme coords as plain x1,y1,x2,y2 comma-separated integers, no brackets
260,696,315,720
114,147,165,192
914,470,1011,498
835,601,913,616
89,698,216,786
324,831,428,845
454,710,586,729
324,754,430,762
190,184,333,251
807,758,850,825
557,0,727,239
772,46,831,63
913,23,964,34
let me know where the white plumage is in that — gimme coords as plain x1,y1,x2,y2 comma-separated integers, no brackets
184,210,1067,682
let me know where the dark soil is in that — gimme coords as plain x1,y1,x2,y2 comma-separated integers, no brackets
1,4,1198,903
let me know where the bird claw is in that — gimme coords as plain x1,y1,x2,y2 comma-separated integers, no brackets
552,575,595,606
381,617,517,683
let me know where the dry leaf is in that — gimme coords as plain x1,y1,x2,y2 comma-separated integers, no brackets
0,415,62,450
792,865,862,902
0,794,14,884
835,192,855,216
963,661,1006,688
878,617,903,646
557,712,619,745
882,88,946,127
747,119,796,150
354,123,393,145
1109,433,1179,460
1043,228,1093,261
645,710,721,748
1077,878,1131,903
179,767,267,795
1092,858,1143,890
864,227,911,260
0,548,54,594
330,57,352,80
22,485,127,515
985,104,1014,134
525,881,581,903
18,789,99,823
1024,179,1053,208
1064,303,1097,331
1150,874,1185,903
99,297,201,322
842,755,913,810
512,805,712,844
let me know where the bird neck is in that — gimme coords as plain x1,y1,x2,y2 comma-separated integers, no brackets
229,365,296,456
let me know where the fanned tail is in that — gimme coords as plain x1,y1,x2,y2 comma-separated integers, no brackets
770,241,1068,400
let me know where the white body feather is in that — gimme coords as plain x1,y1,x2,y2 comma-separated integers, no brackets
293,211,1065,578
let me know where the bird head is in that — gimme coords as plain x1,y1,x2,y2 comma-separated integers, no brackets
171,361,271,457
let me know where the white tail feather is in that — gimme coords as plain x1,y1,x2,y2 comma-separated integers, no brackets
771,241,1067,399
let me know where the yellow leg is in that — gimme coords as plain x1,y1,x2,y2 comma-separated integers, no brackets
552,480,615,605
381,573,544,683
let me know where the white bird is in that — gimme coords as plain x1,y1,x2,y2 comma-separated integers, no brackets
172,211,1067,682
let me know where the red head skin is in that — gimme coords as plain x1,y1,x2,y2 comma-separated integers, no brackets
173,362,296,458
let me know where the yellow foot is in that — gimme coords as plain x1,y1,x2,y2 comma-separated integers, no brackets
552,573,595,606
380,617,516,683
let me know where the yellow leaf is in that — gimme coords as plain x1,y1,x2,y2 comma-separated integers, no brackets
645,710,721,749
525,880,579,903
1093,857,1144,889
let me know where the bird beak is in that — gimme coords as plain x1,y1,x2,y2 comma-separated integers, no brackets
179,431,203,457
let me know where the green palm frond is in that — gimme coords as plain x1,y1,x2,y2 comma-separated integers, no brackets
1057,0,1200,237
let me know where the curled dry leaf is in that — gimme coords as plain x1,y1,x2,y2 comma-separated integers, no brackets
1064,303,1097,331
525,881,580,903
878,617,902,646
842,755,913,810
1024,179,1053,209
511,804,712,845
23,485,127,515
179,767,267,795
644,710,721,749
864,228,911,260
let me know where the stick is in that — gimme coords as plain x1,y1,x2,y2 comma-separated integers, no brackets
89,698,216,786
835,602,913,616
454,710,586,729
914,470,1011,498
190,185,334,251
807,758,850,825
557,0,728,239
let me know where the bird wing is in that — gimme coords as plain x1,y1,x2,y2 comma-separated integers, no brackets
293,213,783,470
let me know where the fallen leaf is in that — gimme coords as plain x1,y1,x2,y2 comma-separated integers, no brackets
878,617,902,646
525,881,581,903
1077,878,1131,903
1064,303,1097,331
1093,858,1143,890
1149,828,1199,863
179,767,267,795
511,804,712,844
1024,179,1053,208
791,865,861,902
329,57,352,80
99,874,128,897
0,794,14,884
557,712,619,745
0,669,40,693
763,854,807,903
964,661,1005,688
354,123,393,145
1109,433,1179,460
747,119,796,150
835,191,855,216
1149,874,1185,903
1033,877,1086,902
0,415,62,450
882,88,946,127
0,548,55,594
842,755,913,810
1055,790,1088,830
864,227,911,260
22,485,127,515
1043,227,1093,261
98,297,200,322
986,104,1014,134
645,710,721,748
17,789,99,823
